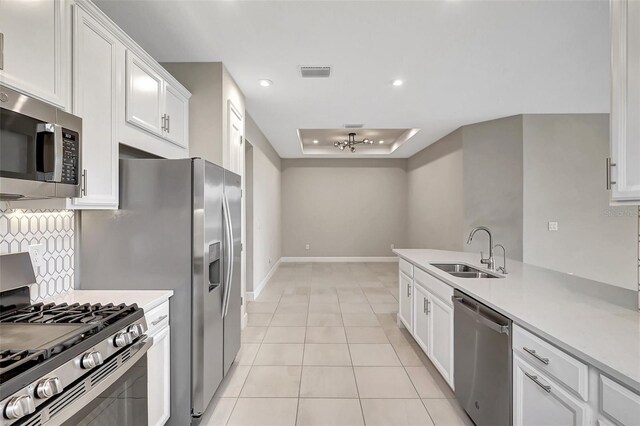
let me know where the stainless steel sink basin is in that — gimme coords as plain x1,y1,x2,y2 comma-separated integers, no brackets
430,263,503,279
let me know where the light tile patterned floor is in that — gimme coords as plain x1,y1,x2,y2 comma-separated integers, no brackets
200,262,473,426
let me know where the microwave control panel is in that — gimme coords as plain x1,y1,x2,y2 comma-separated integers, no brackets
61,130,79,185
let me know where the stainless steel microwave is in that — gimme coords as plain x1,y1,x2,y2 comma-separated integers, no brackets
0,85,82,200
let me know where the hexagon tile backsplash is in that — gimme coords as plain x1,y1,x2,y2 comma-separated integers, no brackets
0,208,74,301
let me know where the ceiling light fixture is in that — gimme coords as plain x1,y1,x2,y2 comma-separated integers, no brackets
392,79,403,87
333,132,374,153
258,79,273,87
379,140,385,144
313,140,319,144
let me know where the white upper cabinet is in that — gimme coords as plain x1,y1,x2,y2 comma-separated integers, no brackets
126,52,164,137
0,0,69,109
68,6,123,209
610,0,640,203
163,82,189,149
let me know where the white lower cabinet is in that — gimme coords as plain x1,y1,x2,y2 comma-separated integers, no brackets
398,271,413,330
412,284,430,352
513,354,589,426
146,301,171,426
428,293,453,385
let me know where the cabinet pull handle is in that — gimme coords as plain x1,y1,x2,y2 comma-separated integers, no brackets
82,169,87,196
423,297,427,314
0,33,4,70
161,114,167,132
427,299,431,314
407,283,411,297
167,114,170,133
523,347,549,365
151,315,168,326
606,157,617,189
524,372,551,393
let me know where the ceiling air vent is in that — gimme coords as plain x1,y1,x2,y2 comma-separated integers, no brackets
344,123,364,129
299,66,331,78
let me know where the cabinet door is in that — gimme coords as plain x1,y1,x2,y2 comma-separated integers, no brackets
428,294,454,387
0,0,68,108
398,271,413,331
148,326,170,426
69,6,122,209
163,82,188,148
610,0,640,203
513,355,589,426
125,51,164,137
227,100,244,175
412,284,429,354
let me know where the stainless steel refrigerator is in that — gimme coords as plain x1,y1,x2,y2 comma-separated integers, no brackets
79,158,241,425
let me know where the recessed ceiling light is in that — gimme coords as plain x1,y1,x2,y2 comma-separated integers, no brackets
392,79,403,87
258,79,273,87
379,140,385,144
313,140,318,144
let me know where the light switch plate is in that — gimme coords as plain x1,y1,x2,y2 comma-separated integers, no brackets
29,243,45,270
548,221,558,231
305,244,310,250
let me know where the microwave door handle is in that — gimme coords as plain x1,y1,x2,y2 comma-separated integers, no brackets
36,123,63,182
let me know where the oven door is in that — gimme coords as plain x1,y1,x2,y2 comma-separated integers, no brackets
61,355,148,426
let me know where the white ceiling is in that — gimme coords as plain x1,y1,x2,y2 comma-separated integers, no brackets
96,0,610,159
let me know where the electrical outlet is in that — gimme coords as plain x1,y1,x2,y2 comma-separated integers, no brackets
305,244,310,250
548,221,558,231
390,244,395,249
28,243,45,270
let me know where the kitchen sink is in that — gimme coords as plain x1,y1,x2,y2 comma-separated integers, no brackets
430,263,503,279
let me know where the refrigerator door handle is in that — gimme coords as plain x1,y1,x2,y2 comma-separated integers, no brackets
221,192,234,318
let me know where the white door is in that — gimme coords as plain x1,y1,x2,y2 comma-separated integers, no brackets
227,101,243,175
125,51,163,137
513,355,588,426
147,326,170,426
69,6,122,209
398,271,413,331
412,284,430,354
0,0,68,108
428,293,454,386
610,0,640,203
163,82,188,148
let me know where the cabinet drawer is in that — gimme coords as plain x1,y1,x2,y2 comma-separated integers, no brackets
145,301,169,337
414,267,453,307
513,325,588,401
600,375,640,426
399,258,413,278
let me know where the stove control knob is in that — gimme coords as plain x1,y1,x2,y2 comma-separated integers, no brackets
81,350,104,369
127,324,144,339
113,331,133,348
4,395,35,420
36,377,63,399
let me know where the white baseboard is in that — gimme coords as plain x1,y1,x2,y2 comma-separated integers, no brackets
241,312,248,330
280,256,398,263
246,258,281,302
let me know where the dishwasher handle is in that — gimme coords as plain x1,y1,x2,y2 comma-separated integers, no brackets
452,296,510,335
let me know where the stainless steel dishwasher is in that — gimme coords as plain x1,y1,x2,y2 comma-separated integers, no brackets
453,289,512,426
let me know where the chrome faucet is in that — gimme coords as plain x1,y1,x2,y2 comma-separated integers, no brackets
494,244,508,274
467,226,495,271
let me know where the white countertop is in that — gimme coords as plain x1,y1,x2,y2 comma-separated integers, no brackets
44,290,173,313
393,248,640,392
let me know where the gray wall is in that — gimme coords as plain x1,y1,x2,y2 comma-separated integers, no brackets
522,114,638,290
463,116,524,260
407,129,464,250
245,114,282,292
281,159,407,257
162,62,224,165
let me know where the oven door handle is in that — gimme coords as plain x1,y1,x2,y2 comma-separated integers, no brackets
45,337,152,426
452,296,510,335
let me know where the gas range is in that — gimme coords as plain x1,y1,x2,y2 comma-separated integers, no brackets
0,255,150,426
